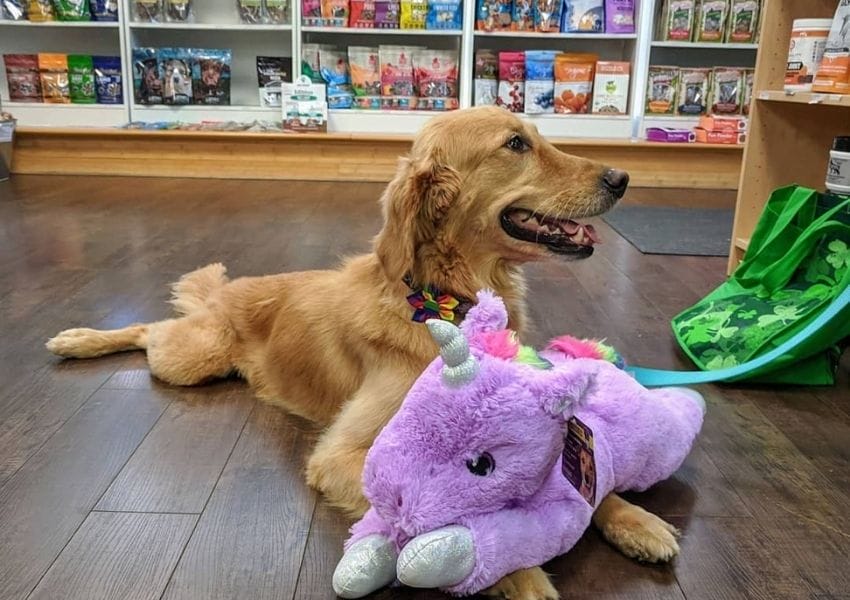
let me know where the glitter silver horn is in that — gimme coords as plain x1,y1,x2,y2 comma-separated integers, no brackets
426,320,478,387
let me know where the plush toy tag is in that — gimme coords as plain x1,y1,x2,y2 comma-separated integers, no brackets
561,416,596,506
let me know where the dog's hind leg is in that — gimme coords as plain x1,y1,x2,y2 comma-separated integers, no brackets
46,324,150,358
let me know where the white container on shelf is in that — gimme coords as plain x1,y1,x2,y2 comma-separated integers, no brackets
784,18,832,92
826,136,850,196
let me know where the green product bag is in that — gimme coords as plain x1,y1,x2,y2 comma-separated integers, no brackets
671,186,850,385
68,55,96,104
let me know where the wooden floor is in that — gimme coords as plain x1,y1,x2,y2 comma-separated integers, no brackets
0,176,847,600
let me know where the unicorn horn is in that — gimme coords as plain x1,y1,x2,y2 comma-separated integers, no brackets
426,320,478,387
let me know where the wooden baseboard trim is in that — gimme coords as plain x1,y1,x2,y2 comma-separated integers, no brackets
11,128,742,189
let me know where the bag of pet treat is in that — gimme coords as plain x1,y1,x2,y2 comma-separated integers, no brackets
159,47,193,105
379,44,420,108
726,0,758,43
301,43,334,82
348,46,381,108
133,47,162,104
93,55,123,104
813,0,850,95
67,54,95,103
27,0,54,20
374,0,399,27
400,0,425,28
90,0,117,20
165,0,192,21
474,49,498,105
257,56,291,106
605,0,634,34
192,49,231,105
677,67,710,115
562,0,603,33
349,0,374,26
496,51,525,112
321,0,348,26
4,54,42,103
320,47,354,108
414,48,458,110
553,52,596,113
1,0,27,19
134,0,163,22
426,0,460,29
711,67,743,114
661,0,695,41
534,0,561,32
742,68,754,115
265,0,288,22
477,0,511,32
238,0,265,23
524,50,555,114
694,0,728,43
38,53,70,103
511,0,532,31
591,60,629,114
53,0,90,21
645,65,678,114
302,0,321,24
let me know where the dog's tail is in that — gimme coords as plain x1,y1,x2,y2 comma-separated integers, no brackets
169,262,229,316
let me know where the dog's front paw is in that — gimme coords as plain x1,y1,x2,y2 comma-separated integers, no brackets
599,504,680,563
483,567,558,600
46,328,103,358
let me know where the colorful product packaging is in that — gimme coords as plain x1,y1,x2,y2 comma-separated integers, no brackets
415,48,458,110
68,54,96,104
348,46,381,108
726,0,759,43
474,49,498,106
349,0,375,26
477,0,511,31
562,0,603,33
426,0,460,29
38,53,70,103
27,0,55,21
93,55,123,104
694,0,728,43
711,66,743,114
497,50,524,112
645,65,678,114
192,49,231,105
379,45,420,108
159,47,193,105
54,0,91,20
553,52,596,113
677,67,711,115
91,0,119,20
266,0,288,22
661,0,695,41
321,0,349,26
605,0,635,34
319,47,354,108
257,56,291,106
742,68,754,114
591,60,630,114
534,0,561,32
374,0,399,27
524,50,555,114
813,0,850,95
301,43,335,82
400,0,426,28
133,47,162,104
4,54,42,103
511,0,533,31
302,0,322,24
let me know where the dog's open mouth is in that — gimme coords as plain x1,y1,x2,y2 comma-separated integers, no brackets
500,208,600,257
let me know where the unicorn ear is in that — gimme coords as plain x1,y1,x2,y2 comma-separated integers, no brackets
528,363,596,424
460,290,509,338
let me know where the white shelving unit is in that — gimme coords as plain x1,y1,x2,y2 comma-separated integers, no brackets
0,0,761,138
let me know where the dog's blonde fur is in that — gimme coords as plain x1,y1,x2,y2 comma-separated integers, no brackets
48,107,679,599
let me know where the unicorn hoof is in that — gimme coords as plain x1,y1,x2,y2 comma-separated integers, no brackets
332,535,398,599
397,526,475,589
673,387,706,415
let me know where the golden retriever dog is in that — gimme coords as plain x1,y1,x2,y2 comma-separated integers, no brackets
47,106,679,599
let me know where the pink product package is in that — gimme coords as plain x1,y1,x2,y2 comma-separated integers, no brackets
380,45,420,109
497,51,525,113
605,0,634,33
646,127,695,143
374,0,400,27
302,0,323,24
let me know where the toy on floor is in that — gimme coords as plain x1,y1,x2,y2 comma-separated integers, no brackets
332,291,706,598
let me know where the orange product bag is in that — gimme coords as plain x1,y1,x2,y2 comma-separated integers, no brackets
38,53,70,104
812,0,850,95
553,53,597,114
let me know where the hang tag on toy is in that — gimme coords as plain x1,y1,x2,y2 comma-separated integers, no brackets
562,416,596,506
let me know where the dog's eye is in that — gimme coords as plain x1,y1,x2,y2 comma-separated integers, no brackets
505,135,529,153
466,452,495,476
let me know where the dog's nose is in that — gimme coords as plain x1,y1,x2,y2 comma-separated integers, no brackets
601,169,629,199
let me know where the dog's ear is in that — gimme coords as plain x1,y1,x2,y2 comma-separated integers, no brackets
374,150,461,281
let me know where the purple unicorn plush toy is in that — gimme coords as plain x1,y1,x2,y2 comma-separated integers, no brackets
333,291,705,598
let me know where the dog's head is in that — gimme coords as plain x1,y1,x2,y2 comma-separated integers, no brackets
375,106,628,289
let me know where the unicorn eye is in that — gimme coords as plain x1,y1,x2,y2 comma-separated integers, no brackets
466,452,495,477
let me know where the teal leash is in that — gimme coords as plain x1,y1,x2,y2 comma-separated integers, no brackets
626,285,850,387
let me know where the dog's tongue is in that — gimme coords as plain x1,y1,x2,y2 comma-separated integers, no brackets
558,220,601,246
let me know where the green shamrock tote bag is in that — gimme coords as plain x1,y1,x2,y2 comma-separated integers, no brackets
671,186,850,385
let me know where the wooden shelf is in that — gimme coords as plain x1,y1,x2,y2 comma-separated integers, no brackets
735,237,750,251
756,90,850,107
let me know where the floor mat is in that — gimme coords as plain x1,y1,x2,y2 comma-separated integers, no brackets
602,205,733,256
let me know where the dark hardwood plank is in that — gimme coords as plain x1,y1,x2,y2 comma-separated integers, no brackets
28,511,197,600
161,403,318,600
293,502,350,600
0,388,167,600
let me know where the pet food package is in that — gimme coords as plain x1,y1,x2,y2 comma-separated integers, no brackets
477,0,511,31
266,0,288,22
379,44,420,108
38,53,70,103
349,0,374,26
553,53,595,113
605,0,634,34
711,67,743,114
562,0,603,33
93,55,123,104
427,0,460,29
511,0,532,31
660,0,695,41
238,0,265,23
374,0,399,27
534,0,560,32
414,48,458,110
133,47,162,104
165,0,192,21
591,60,629,114
159,47,193,105
524,50,555,114
321,0,348,26
320,47,354,108
257,56,291,106
813,0,850,95
742,68,753,115
282,75,328,132
645,65,678,114
27,0,54,20
473,49,498,105
134,0,163,22
67,54,95,104
1,0,27,19
301,43,334,82
54,0,90,20
192,49,231,105
676,67,710,115
4,54,42,102
348,46,381,108
726,0,758,43
400,0,425,28
496,51,524,112
91,0,118,20
694,0,727,43
302,0,321,24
